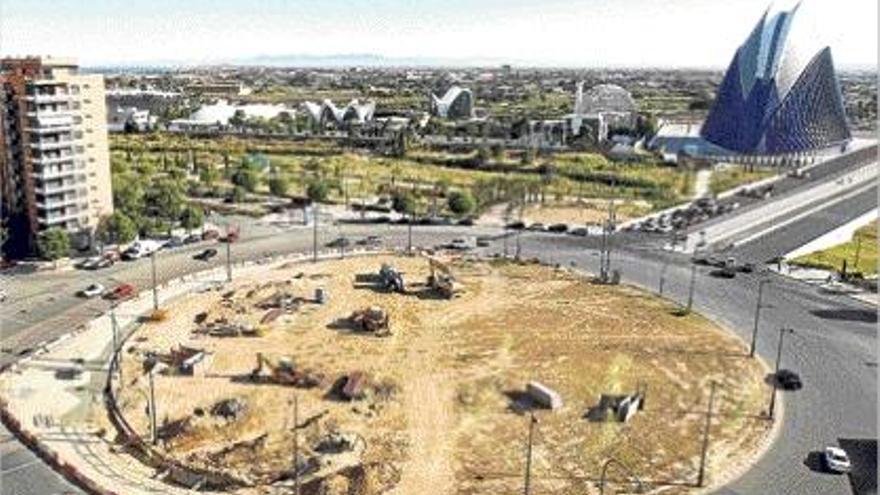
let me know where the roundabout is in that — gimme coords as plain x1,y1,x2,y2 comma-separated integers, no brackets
104,253,772,494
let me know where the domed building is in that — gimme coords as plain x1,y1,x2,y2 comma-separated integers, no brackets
430,86,473,119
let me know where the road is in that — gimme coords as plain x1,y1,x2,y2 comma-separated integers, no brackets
1,226,876,494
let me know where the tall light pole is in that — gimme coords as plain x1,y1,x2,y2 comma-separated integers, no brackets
686,264,697,313
312,203,319,263
110,305,122,385
148,368,158,445
523,413,538,495
750,279,770,358
697,380,718,487
150,251,159,312
768,328,794,420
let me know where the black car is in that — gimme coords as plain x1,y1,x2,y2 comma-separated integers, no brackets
776,369,803,390
194,248,218,261
547,223,569,233
326,237,351,248
505,221,526,230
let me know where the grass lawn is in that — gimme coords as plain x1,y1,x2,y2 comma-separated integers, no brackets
709,167,776,195
792,220,878,276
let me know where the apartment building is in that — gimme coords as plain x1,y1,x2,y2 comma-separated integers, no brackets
1,56,113,258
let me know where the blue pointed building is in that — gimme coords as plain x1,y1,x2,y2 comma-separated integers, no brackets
701,1,851,155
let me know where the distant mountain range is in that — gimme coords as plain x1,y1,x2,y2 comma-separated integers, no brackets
85,53,877,72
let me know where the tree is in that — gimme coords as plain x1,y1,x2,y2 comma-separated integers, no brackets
476,146,491,166
37,228,69,263
97,212,138,245
232,166,260,193
490,143,505,161
231,186,248,203
269,175,290,197
228,109,246,129
391,190,417,215
146,178,185,221
447,190,476,216
306,180,330,203
112,175,146,219
179,206,205,232
199,165,220,187
521,147,536,166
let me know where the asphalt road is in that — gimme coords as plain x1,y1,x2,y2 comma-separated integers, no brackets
1,225,876,494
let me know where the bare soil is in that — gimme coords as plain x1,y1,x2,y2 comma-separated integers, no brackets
114,255,771,494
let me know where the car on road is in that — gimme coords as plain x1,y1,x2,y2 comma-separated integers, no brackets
527,223,546,231
569,227,589,237
184,234,202,244
457,217,475,226
448,237,476,250
194,248,218,261
547,223,569,233
105,283,136,301
219,231,239,243
122,240,164,260
476,236,492,247
356,235,382,247
78,283,106,298
202,229,220,241
326,237,352,249
822,446,851,473
775,369,803,390
506,221,526,230
164,236,185,249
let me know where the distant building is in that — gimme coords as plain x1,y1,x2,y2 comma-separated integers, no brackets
430,87,473,119
300,99,376,129
107,106,155,132
169,99,294,131
184,81,251,97
1,56,113,257
574,82,638,130
701,1,851,155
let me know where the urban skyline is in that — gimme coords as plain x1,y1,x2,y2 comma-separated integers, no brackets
1,0,877,69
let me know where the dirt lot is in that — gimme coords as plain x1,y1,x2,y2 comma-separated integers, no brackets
113,254,772,494
522,200,652,226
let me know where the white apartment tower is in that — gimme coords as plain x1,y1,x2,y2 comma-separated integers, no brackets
1,56,113,257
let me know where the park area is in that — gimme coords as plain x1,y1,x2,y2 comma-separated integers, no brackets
792,220,878,276
103,253,774,494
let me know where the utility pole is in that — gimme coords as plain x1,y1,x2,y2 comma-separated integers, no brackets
148,369,157,445
312,203,319,263
769,328,794,420
293,394,300,495
110,305,122,384
523,413,538,495
697,380,718,487
750,279,770,358
686,264,697,313
150,251,159,312
225,237,232,282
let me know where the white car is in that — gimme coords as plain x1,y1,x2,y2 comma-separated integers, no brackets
79,283,106,299
822,446,851,473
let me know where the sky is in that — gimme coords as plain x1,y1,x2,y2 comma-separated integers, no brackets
1,0,876,68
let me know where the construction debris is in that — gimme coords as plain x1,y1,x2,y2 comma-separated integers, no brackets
250,353,324,388
144,345,209,376
586,391,646,423
348,307,390,335
339,371,369,401
379,264,405,293
423,254,462,298
197,318,259,338
526,381,563,410
210,398,248,420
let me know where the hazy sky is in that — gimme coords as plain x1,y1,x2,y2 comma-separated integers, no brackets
1,0,876,68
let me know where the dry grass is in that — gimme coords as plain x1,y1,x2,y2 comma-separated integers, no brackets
114,255,771,494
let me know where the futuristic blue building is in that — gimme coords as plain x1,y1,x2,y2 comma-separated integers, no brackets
701,1,851,155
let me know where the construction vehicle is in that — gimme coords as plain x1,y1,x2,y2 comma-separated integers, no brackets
424,254,462,298
250,353,322,388
349,307,390,336
378,263,405,293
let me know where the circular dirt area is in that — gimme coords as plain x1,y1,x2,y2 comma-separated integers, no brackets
114,254,773,494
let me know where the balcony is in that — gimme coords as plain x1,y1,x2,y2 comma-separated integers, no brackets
36,195,80,210
33,166,77,181
26,94,73,104
36,182,79,195
30,139,76,151
33,154,77,166
38,212,82,228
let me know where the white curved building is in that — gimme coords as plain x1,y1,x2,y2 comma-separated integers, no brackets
430,86,473,119
574,83,638,115
301,99,376,127
171,100,293,129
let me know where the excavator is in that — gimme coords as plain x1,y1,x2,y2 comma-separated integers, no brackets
423,254,462,299
250,353,323,388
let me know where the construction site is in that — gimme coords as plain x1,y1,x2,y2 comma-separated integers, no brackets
105,253,774,495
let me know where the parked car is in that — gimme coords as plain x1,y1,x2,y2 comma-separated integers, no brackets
184,234,202,244
476,236,491,247
326,237,351,249
822,446,851,473
202,229,220,241
506,221,526,230
569,227,589,237
164,236,185,249
527,223,546,231
219,231,239,243
448,237,476,250
122,240,163,260
547,223,569,233
105,283,136,301
79,283,106,298
194,248,218,261
775,369,803,390
457,217,475,226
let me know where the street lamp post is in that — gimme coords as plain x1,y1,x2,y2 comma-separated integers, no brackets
697,380,718,487
150,251,159,312
523,413,538,495
686,264,697,313
148,368,158,445
312,203,319,263
750,279,770,358
768,328,794,420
